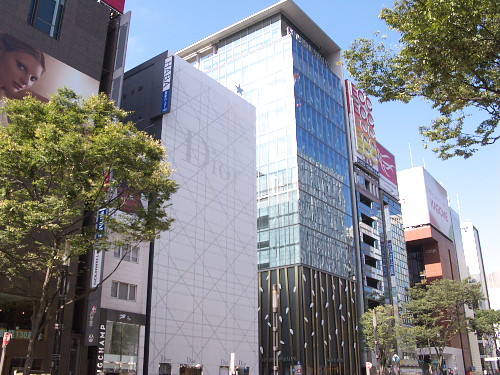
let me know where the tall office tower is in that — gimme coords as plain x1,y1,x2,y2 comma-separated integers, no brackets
344,81,414,371
460,221,498,373
120,53,257,375
376,144,410,318
452,210,484,374
0,1,128,374
177,1,360,374
398,166,472,375
461,222,490,310
344,82,387,310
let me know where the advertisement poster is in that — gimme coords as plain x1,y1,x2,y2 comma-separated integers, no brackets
377,142,399,198
345,80,378,172
397,167,452,239
102,0,125,13
0,31,99,108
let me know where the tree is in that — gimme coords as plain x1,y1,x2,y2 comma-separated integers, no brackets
469,309,500,356
361,305,398,375
470,309,500,338
343,0,500,159
403,279,483,375
0,89,178,375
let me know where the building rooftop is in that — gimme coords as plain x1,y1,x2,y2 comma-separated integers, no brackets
176,0,341,60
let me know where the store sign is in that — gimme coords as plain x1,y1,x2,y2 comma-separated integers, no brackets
90,208,107,288
161,56,174,114
96,324,106,371
388,240,395,277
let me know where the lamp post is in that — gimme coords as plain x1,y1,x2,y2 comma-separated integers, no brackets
373,309,379,375
272,284,279,375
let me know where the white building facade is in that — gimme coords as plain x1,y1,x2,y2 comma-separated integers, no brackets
119,54,258,375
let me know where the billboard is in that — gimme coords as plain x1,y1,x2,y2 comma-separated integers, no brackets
397,166,453,239
345,80,378,173
377,142,399,198
0,31,99,107
161,55,174,114
102,0,125,13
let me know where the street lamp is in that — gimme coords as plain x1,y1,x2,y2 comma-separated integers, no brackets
272,284,279,375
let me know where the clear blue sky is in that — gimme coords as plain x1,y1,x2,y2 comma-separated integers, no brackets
123,0,500,277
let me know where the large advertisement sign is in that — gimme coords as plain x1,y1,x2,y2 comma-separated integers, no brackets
0,31,99,107
102,0,125,13
161,56,174,114
345,80,378,173
377,142,399,198
397,167,453,239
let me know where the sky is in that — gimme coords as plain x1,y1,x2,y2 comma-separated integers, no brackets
122,0,500,278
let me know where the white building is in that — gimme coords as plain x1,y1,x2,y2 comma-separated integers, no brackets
98,53,258,375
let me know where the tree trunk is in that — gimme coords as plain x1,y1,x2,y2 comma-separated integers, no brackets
23,266,52,375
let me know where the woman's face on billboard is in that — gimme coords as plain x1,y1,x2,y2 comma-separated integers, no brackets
0,48,44,97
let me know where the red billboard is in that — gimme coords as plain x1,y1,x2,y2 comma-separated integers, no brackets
102,0,125,13
377,142,398,197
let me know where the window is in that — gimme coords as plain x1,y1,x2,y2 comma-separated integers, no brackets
28,0,65,38
361,213,375,228
362,233,376,247
364,255,378,268
111,281,137,301
114,244,139,263
359,193,373,208
366,276,379,289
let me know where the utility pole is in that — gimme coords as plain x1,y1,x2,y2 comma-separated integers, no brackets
272,284,279,375
373,308,379,375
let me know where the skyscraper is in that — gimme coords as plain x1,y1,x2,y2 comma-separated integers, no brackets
460,221,497,373
177,2,360,374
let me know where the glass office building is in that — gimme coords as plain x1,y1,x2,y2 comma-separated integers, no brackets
178,2,359,374
381,193,410,317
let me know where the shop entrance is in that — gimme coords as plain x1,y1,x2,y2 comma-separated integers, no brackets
180,364,203,375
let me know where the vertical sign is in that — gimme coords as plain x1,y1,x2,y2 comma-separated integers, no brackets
85,208,107,347
377,142,399,198
96,323,106,372
384,205,398,310
161,56,174,114
91,208,107,287
345,80,378,173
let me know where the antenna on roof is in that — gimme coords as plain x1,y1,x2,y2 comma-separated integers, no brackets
457,194,462,222
409,142,414,168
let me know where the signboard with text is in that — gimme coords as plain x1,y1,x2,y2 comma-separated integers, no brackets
397,167,453,239
345,80,378,173
161,56,174,114
377,142,399,198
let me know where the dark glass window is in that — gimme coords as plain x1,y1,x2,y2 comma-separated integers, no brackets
28,0,65,38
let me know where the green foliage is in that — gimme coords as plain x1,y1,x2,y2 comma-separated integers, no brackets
469,309,500,337
0,89,177,374
361,305,398,374
403,279,483,373
0,88,177,280
343,0,500,159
